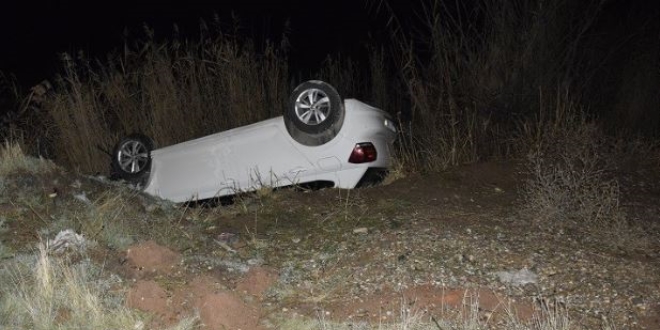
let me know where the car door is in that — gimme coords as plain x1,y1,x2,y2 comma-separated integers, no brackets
221,120,314,193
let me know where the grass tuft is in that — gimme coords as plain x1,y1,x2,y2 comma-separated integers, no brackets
0,141,56,175
0,244,142,329
0,243,198,329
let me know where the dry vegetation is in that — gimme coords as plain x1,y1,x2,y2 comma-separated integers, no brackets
29,22,290,173
1,0,659,329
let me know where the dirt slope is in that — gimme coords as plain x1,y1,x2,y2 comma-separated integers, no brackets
1,161,659,329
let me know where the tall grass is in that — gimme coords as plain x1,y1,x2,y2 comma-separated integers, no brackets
367,0,614,171
3,0,655,176
43,21,289,173
1,72,55,159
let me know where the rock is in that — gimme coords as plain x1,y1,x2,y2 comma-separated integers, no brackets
353,227,368,234
494,268,538,286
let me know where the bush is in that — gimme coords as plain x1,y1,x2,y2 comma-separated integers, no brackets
519,94,655,251
522,120,621,226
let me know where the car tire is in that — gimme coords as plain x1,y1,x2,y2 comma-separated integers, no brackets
284,80,345,146
111,134,154,185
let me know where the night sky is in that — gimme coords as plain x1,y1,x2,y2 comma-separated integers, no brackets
2,0,658,91
1,0,387,89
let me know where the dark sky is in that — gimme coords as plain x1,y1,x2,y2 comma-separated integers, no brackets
1,0,383,88
2,0,658,91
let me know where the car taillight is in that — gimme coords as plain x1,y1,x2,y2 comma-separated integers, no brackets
349,143,377,163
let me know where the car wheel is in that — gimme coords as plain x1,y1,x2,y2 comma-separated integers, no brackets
284,80,345,146
111,134,154,184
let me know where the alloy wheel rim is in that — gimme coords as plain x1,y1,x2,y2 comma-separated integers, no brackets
295,88,331,126
118,141,149,173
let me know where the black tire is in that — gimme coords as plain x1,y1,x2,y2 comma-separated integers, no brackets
284,80,345,146
111,134,154,184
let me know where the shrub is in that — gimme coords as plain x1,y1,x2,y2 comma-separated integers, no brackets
519,90,620,221
519,93,654,251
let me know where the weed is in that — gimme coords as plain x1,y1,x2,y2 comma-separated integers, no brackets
0,141,56,175
0,217,10,259
519,93,655,252
6,247,199,329
0,244,146,329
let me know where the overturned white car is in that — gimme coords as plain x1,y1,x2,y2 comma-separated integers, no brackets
111,81,397,203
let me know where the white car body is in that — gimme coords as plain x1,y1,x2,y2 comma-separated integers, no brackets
141,99,397,202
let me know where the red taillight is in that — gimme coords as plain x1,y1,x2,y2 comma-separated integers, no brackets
348,143,377,163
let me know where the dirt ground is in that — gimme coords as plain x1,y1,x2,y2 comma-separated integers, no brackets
2,160,659,329
112,162,660,329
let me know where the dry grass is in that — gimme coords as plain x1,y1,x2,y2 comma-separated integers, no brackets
276,290,586,330
0,141,185,253
2,0,652,180
0,218,9,260
519,92,617,224
0,244,141,329
0,146,196,329
363,0,615,173
0,0,652,185
0,244,198,329
39,21,290,174
519,92,655,252
0,141,56,175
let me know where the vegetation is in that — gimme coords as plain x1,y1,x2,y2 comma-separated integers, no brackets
35,24,289,173
0,0,658,329
0,245,147,329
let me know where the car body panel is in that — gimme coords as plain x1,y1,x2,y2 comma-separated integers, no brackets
142,99,396,202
